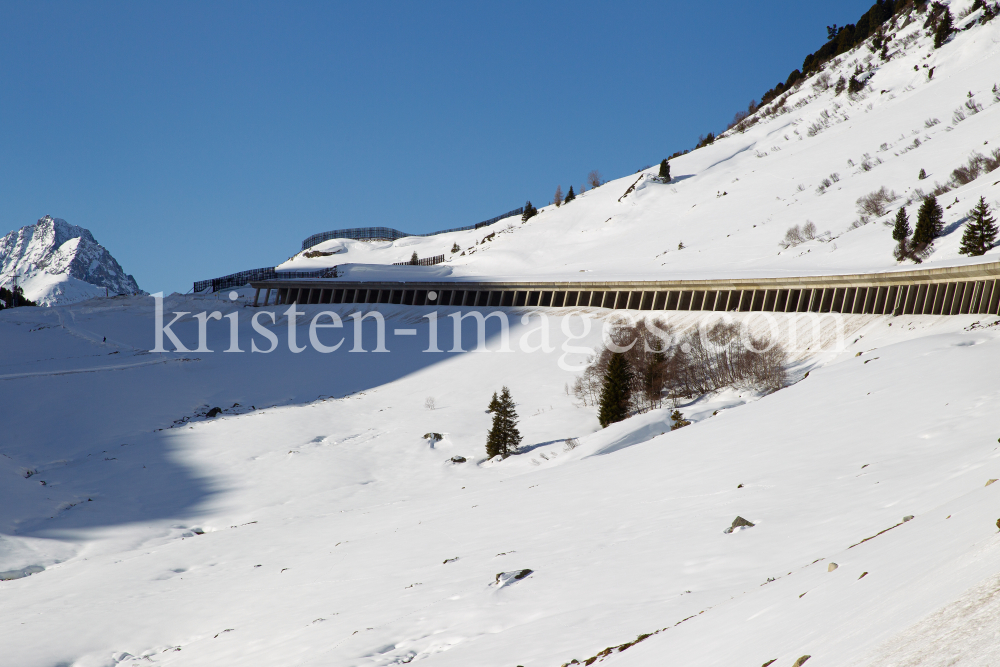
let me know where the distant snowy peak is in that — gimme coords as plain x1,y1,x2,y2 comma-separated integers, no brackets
0,215,144,306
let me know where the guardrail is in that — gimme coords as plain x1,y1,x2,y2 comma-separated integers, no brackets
246,261,1000,317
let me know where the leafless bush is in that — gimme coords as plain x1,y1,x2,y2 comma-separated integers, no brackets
796,183,807,192
952,157,983,185
587,170,603,188
953,108,966,124
807,122,825,137
924,117,940,128
930,181,952,197
830,172,840,183
780,222,818,248
574,319,788,410
856,186,898,218
425,397,435,410
965,98,983,115
984,148,1000,172
812,72,832,92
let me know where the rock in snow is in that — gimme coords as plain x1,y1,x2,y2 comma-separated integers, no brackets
0,215,143,306
725,516,755,533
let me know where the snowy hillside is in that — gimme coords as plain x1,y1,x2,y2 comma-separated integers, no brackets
0,215,144,306
1,293,1000,666
279,2,1000,283
4,2,1000,667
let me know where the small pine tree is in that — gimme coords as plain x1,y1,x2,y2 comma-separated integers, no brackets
658,159,671,181
521,201,538,222
892,207,911,242
913,195,944,247
892,207,912,261
564,185,576,203
554,185,563,207
451,242,460,253
834,76,847,95
486,387,522,459
958,197,998,256
918,168,927,180
410,251,419,265
670,410,691,430
597,352,632,428
934,8,953,48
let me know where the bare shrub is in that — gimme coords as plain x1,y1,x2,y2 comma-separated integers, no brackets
965,98,983,114
812,72,832,92
587,170,603,188
425,397,435,410
984,148,1000,172
574,319,788,410
952,157,983,185
780,222,817,248
856,186,898,218
931,181,952,197
924,117,940,128
953,108,966,124
830,172,840,183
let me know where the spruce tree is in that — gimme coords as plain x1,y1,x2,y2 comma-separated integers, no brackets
958,197,998,256
597,352,632,428
892,207,912,261
451,242,460,253
410,251,419,265
521,201,538,222
485,386,522,459
892,207,911,242
913,195,944,247
934,8,953,48
564,185,576,203
658,159,671,181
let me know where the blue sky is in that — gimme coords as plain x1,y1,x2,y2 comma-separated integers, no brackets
1,1,877,294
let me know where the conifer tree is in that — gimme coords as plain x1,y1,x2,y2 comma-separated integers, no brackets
892,207,911,242
564,185,576,203
913,195,944,248
658,159,671,181
451,242,460,253
598,352,632,428
410,251,419,265
486,386,522,459
892,207,912,261
958,197,998,256
934,8,953,48
521,201,538,222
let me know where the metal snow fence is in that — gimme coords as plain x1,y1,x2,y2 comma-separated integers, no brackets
392,254,446,267
301,207,524,250
194,266,339,293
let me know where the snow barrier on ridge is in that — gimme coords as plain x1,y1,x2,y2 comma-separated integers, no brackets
247,261,1000,317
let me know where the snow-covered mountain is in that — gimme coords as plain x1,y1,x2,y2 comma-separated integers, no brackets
0,215,144,306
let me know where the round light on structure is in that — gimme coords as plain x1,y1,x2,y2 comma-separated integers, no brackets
229,291,239,300
428,291,438,301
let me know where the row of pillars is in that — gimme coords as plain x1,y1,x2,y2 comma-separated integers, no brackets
251,279,1000,317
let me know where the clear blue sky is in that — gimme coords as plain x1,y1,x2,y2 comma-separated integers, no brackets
1,1,877,295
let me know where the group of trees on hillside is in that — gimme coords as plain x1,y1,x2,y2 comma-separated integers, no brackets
574,318,788,429
893,195,996,261
0,285,35,310
486,387,521,459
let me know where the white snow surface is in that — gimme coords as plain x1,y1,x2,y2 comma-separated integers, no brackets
1,216,143,306
4,4,1000,666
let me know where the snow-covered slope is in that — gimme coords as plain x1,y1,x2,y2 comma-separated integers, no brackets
280,2,1000,283
0,215,144,306
1,294,999,666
